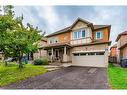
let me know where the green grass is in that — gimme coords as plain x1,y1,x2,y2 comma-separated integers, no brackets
108,63,127,89
0,62,47,87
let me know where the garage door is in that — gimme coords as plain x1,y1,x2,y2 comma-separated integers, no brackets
72,52,106,67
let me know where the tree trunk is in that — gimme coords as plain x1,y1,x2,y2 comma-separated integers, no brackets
18,53,23,68
3,55,7,66
5,61,8,66
19,59,23,68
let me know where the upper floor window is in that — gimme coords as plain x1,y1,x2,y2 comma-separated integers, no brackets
73,29,86,39
48,37,59,44
96,31,102,39
73,31,78,39
82,30,85,38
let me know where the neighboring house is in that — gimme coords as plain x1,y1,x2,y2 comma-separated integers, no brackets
41,18,111,67
33,38,47,59
109,44,117,63
110,44,117,57
116,31,127,63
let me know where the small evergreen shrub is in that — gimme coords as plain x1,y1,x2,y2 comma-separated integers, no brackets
33,57,49,65
41,57,49,65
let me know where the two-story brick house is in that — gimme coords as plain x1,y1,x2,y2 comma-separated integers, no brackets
109,44,117,63
110,44,117,57
41,18,111,67
116,31,127,63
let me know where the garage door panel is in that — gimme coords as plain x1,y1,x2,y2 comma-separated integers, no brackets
72,53,106,67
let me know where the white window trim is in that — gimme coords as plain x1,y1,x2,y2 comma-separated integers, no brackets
73,31,78,39
96,31,102,40
48,37,59,44
81,29,86,38
73,29,86,40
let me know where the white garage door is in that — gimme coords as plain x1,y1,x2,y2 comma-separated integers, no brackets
72,52,106,67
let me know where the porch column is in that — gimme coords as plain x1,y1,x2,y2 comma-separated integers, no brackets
51,48,53,63
105,48,108,67
63,46,68,62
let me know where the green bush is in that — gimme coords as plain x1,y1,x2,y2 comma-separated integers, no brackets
33,57,49,65
41,57,49,65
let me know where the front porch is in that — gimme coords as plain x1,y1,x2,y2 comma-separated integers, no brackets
43,43,72,64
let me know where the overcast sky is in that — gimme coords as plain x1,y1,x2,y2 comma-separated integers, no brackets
13,6,127,45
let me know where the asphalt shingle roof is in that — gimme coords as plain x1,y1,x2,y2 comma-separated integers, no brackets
46,18,110,37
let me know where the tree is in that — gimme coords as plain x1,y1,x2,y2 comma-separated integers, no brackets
0,5,42,68
0,5,16,66
10,18,41,68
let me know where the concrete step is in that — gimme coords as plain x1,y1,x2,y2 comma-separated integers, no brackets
46,68,61,71
43,65,62,71
43,65,62,69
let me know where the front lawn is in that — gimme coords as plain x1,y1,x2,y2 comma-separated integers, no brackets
108,63,127,89
0,62,47,87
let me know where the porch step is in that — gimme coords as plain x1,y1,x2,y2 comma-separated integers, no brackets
43,65,62,68
61,63,72,67
46,68,61,71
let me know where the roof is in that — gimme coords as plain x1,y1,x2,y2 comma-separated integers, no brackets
93,25,111,30
46,18,111,37
45,26,71,37
41,41,111,49
116,31,127,41
72,41,111,47
40,42,72,49
110,44,117,50
70,17,92,29
41,38,47,42
119,43,127,49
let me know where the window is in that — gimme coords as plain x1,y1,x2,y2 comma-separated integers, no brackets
88,52,95,55
73,53,79,56
96,52,105,55
49,37,59,44
78,31,82,38
82,30,85,38
80,53,87,56
73,32,78,39
96,32,102,39
73,29,86,39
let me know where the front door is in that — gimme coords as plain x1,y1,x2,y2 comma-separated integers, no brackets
55,49,59,61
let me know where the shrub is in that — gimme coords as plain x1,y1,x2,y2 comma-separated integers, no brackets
33,57,49,65
33,59,43,65
41,57,49,65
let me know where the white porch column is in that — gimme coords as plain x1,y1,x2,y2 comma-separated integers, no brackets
63,46,68,62
105,48,108,67
51,48,53,63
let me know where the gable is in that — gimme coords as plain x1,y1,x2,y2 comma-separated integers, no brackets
71,21,89,30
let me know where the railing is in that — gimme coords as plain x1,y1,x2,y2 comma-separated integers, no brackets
70,37,92,45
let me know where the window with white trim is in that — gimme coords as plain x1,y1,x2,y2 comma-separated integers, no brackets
73,29,86,39
96,31,102,39
48,37,59,44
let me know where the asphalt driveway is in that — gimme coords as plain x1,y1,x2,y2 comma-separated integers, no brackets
2,66,109,89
